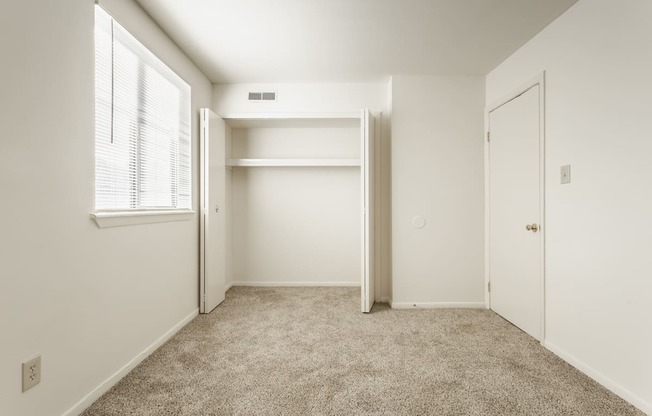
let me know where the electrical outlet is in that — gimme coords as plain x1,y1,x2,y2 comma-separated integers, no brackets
561,165,571,184
22,355,41,392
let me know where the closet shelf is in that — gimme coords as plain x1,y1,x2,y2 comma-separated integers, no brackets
226,158,361,167
223,112,361,128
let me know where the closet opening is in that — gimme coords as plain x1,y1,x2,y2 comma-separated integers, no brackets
200,110,375,313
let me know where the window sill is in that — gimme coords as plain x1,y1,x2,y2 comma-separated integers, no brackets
90,210,195,228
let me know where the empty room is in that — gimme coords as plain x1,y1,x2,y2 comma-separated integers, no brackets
1,0,651,415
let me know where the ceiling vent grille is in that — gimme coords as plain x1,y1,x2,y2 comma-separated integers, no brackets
248,91,277,102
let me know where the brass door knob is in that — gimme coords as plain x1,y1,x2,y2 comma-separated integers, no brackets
526,223,539,232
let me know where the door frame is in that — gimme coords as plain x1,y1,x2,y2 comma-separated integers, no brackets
361,109,375,313
484,72,546,342
199,109,209,313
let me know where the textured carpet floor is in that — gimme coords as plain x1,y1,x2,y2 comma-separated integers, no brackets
83,287,643,415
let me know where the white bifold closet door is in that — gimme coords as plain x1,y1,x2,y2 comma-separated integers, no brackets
361,109,375,313
199,109,226,314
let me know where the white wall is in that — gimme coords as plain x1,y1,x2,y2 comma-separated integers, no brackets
391,76,485,307
486,0,652,412
0,1,212,415
213,83,392,297
213,83,387,115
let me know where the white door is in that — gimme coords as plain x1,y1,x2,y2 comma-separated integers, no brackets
200,108,226,314
361,109,375,313
488,85,542,340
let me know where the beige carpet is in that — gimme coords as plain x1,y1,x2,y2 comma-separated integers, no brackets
83,287,642,415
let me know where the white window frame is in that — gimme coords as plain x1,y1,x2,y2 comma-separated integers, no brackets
91,5,195,228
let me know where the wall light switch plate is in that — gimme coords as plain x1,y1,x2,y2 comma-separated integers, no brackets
561,165,571,184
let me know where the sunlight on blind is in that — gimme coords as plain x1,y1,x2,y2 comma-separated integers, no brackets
94,6,191,211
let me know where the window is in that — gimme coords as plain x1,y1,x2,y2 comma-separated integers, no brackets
94,6,191,213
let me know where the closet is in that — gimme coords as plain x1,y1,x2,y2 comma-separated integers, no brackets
200,110,375,313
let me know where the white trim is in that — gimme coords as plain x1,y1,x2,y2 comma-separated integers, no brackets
373,113,383,305
199,108,209,314
221,111,361,120
485,71,546,343
544,341,652,415
378,296,391,305
90,210,195,228
391,302,486,309
224,281,235,292
483,86,492,310
230,281,361,287
226,158,361,167
484,108,491,309
62,308,198,416
361,108,372,313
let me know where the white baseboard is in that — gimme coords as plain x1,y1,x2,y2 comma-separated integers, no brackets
230,281,361,287
544,341,651,415
62,309,199,416
390,301,486,309
224,281,234,292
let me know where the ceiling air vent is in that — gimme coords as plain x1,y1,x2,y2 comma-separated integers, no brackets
248,91,277,102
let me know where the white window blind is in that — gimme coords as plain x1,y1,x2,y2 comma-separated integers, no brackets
94,6,191,212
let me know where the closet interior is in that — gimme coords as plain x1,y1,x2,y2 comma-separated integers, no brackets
200,110,375,313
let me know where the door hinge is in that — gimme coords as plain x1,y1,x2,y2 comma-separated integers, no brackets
488,281,491,292
486,131,490,142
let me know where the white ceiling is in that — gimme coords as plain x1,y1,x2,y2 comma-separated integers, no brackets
135,0,578,84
